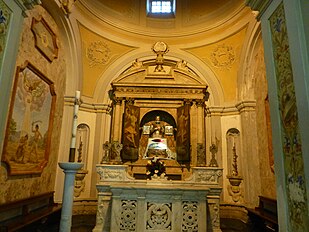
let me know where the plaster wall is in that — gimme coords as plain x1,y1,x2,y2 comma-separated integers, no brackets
0,5,66,203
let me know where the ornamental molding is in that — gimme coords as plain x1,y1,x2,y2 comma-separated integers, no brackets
206,100,256,116
64,96,112,114
210,44,235,70
86,40,111,67
113,86,207,100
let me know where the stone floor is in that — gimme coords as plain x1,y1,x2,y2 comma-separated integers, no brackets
69,215,252,232
20,214,259,231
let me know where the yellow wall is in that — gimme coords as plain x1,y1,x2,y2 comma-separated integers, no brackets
186,27,247,102
78,23,137,97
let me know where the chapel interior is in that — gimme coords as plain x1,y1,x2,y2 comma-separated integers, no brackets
0,0,308,231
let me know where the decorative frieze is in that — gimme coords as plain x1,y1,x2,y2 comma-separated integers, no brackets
96,164,134,182
115,87,205,97
187,167,222,185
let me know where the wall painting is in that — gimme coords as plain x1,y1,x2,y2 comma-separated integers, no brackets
270,3,309,231
1,61,56,175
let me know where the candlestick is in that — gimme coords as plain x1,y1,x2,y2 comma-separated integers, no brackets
69,90,80,162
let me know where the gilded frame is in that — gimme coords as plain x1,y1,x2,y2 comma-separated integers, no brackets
1,61,56,175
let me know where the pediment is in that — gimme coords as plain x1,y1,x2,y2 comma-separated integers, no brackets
112,59,207,88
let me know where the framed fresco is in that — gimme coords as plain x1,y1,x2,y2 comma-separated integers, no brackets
1,61,56,175
31,16,58,62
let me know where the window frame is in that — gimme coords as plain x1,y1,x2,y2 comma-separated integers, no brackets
147,0,176,18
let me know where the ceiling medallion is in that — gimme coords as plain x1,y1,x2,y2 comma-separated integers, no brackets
86,41,111,67
210,44,235,70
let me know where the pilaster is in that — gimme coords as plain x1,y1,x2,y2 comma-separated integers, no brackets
246,0,309,230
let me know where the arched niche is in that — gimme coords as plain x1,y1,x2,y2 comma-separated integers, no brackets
140,110,176,128
76,123,90,168
226,128,241,176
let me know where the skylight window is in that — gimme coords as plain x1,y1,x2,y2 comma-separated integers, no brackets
147,0,175,17
151,1,172,13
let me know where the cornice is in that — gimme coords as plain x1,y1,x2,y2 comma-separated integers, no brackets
64,96,112,114
245,0,272,20
206,100,256,116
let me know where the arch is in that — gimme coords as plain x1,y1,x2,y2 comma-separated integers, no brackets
41,1,82,95
238,20,263,101
140,110,176,128
93,50,224,106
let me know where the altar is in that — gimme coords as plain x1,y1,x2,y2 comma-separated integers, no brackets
93,165,222,232
94,44,223,231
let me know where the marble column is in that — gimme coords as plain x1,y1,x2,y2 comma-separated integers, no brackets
196,99,205,144
58,162,83,232
196,99,206,166
112,97,122,142
189,100,197,166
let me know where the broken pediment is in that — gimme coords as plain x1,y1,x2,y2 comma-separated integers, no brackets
111,42,208,100
113,58,206,87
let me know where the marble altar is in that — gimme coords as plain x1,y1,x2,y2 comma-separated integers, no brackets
93,165,222,232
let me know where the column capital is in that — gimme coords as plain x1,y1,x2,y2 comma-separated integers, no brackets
184,99,192,105
125,97,135,106
196,99,205,107
113,97,123,105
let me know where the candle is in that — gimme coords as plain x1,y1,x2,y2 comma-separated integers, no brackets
69,90,80,162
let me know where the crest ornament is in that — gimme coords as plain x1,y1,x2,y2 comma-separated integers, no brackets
210,44,235,69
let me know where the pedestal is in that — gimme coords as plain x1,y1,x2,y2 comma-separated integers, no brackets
58,162,84,232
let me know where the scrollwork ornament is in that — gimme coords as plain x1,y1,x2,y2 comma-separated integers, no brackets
87,41,111,67
210,44,235,70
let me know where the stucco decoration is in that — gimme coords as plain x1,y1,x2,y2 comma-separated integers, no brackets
78,23,137,97
270,3,308,230
31,16,58,62
0,0,11,65
210,44,235,70
86,40,111,67
59,0,76,15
